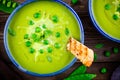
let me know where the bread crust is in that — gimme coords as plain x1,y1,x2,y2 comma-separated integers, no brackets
67,37,94,67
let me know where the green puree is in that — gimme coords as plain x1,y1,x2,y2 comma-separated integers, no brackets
7,1,81,74
92,0,120,39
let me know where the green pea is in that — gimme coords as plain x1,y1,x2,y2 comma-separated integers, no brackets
8,28,16,36
39,49,44,54
94,53,97,61
29,20,34,25
12,2,17,8
104,4,111,10
33,12,41,18
35,27,41,33
51,15,58,23
113,47,119,54
71,0,78,4
34,37,40,42
24,34,29,39
100,67,107,74
40,34,45,39
31,33,37,39
42,24,47,29
64,74,96,80
7,1,11,7
55,32,60,38
46,56,52,62
44,30,52,37
47,47,53,53
29,48,35,53
95,43,104,49
69,65,87,76
43,40,49,45
113,14,119,20
25,41,32,47
2,0,6,5
54,43,61,49
104,51,111,57
65,28,69,36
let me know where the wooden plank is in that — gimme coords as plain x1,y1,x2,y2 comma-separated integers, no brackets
0,22,4,40
0,15,9,23
0,12,7,15
0,60,23,80
0,41,12,63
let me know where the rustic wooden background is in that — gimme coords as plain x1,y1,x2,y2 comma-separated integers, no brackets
0,0,120,80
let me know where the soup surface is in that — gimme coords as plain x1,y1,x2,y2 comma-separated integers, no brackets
7,1,81,74
92,0,120,39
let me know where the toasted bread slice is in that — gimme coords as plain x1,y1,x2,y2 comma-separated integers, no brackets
67,37,94,67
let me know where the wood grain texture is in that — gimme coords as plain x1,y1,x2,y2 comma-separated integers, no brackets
0,0,120,80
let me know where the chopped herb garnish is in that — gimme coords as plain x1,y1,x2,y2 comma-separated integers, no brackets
54,43,61,49
42,24,47,29
39,49,44,54
104,51,111,57
33,12,41,18
100,67,107,74
117,7,120,12
34,37,40,42
113,47,119,54
25,41,32,47
31,33,37,39
43,40,49,45
46,56,52,62
29,48,35,53
47,47,53,53
94,53,97,61
104,4,111,10
35,27,41,33
55,32,60,38
113,14,119,20
51,15,58,23
65,28,70,36
95,43,104,49
71,0,78,4
29,20,34,25
40,34,45,39
8,28,16,36
24,34,29,39
44,30,52,36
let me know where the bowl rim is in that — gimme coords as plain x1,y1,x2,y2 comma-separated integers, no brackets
4,0,84,77
88,0,120,43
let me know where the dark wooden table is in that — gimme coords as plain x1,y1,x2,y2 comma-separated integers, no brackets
0,0,120,80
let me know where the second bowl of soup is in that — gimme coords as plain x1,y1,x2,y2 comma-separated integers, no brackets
89,0,120,43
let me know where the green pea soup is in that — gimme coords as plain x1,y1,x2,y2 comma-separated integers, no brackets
92,0,120,39
7,1,81,74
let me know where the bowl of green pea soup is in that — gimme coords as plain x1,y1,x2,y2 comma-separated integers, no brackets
4,0,84,76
